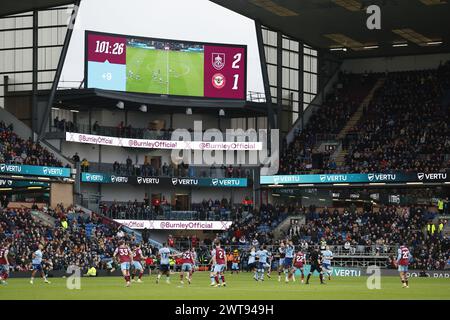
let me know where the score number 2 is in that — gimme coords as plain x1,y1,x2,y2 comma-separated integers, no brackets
231,53,241,90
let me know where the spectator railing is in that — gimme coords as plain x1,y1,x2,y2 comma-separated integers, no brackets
166,243,395,269
85,162,253,179
315,133,338,143
100,202,233,221
52,118,271,142
51,122,173,140
329,244,394,257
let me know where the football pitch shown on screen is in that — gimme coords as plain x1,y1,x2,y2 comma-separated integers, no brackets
1,272,449,300
125,46,204,96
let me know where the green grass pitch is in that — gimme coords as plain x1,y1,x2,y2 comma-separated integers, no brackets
1,272,449,300
126,46,204,97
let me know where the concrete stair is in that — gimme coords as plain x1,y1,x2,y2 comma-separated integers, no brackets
333,77,386,167
273,214,305,239
0,107,73,167
334,150,349,167
337,77,385,141
30,210,57,228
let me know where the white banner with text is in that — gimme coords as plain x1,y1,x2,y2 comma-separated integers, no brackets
66,132,262,151
115,219,233,230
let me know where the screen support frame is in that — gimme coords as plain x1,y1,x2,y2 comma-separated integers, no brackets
38,0,82,141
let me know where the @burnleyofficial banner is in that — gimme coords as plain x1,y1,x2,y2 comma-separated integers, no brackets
115,220,233,230
261,172,449,185
66,132,262,151
0,163,71,178
81,172,248,187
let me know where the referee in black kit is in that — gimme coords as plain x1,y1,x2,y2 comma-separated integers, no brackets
306,247,324,285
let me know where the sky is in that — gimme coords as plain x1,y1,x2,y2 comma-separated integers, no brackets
59,0,264,95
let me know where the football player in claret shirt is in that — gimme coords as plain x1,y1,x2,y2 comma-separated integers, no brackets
0,241,10,285
397,243,412,288
131,243,146,283
190,247,198,272
293,250,306,284
211,241,227,287
113,240,133,287
178,249,195,284
306,247,324,285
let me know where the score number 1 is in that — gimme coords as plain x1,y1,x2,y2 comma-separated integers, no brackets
232,53,241,90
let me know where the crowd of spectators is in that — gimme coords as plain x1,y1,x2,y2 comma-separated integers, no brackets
53,117,76,132
343,63,450,173
110,159,190,177
74,152,253,179
100,198,237,221
56,117,254,143
111,161,251,179
190,198,232,221
99,200,158,220
54,117,173,140
1,199,448,272
0,205,156,273
0,121,63,167
280,63,450,175
287,205,449,270
279,72,378,174
219,204,296,248
115,121,173,140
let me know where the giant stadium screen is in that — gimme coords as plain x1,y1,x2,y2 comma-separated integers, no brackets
85,31,247,100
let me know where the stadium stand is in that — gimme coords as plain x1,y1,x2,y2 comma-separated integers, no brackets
2,0,450,303
5,202,445,272
0,206,156,272
342,63,450,173
279,63,450,174
279,72,379,174
221,204,289,246
286,206,449,270
101,198,245,221
0,121,65,168
1,97,448,274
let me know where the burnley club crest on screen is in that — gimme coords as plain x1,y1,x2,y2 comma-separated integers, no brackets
212,53,225,70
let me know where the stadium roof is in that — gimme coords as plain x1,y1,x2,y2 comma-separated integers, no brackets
0,0,75,17
51,88,268,117
211,0,450,58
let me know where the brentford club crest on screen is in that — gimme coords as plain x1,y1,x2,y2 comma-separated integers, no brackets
212,53,225,70
212,73,226,89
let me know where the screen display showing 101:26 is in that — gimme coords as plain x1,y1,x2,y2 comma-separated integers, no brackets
85,31,247,100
